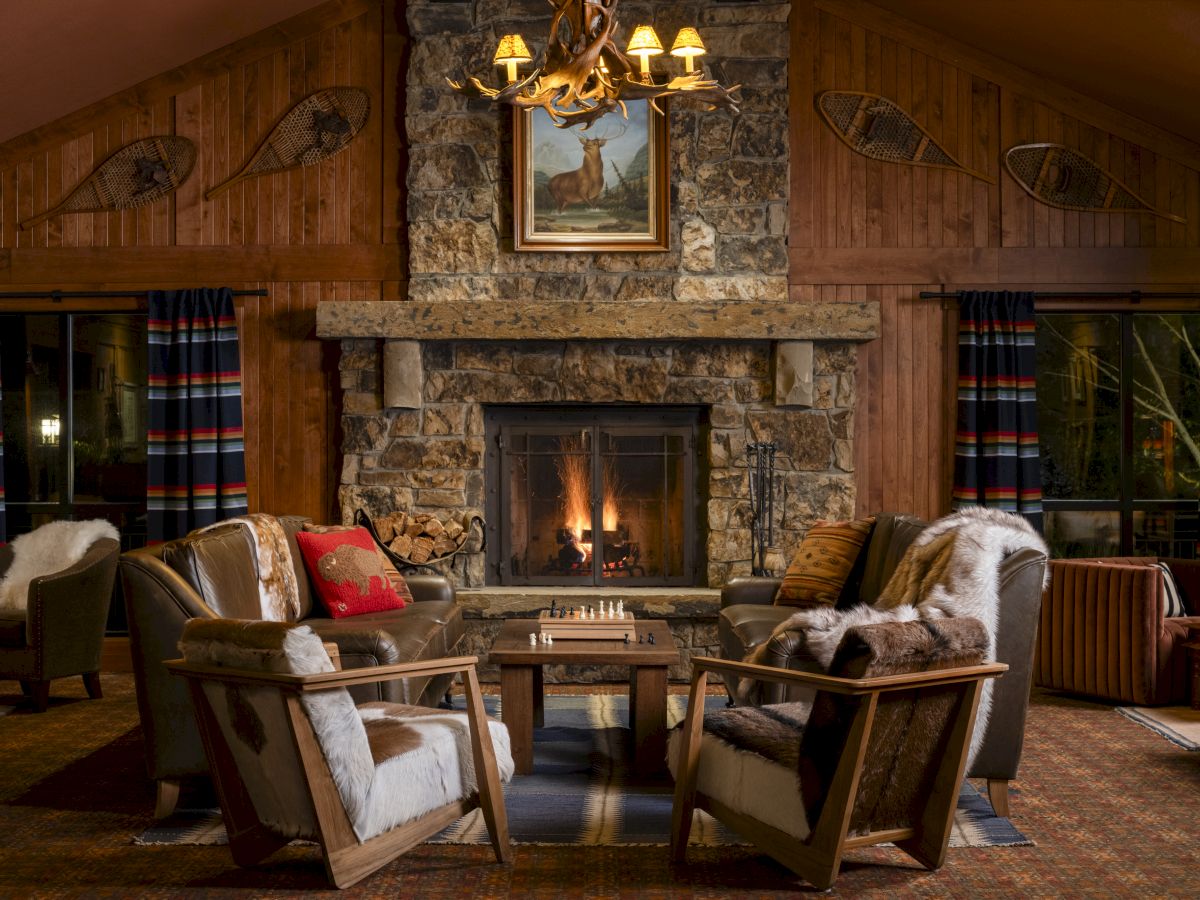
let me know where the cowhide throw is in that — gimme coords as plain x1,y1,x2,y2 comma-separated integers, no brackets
197,514,300,621
745,506,1048,766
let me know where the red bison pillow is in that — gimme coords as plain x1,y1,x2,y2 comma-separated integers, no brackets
294,526,408,618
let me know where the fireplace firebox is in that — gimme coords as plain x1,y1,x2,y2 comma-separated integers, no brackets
484,406,703,586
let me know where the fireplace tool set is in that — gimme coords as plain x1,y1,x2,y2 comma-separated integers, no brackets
746,441,777,576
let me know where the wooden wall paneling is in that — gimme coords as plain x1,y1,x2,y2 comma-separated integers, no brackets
894,39,912,249
849,21,866,248
174,85,204,246
864,27,882,248
925,56,943,248
910,50,928,248
817,9,836,251
834,15,852,249
791,0,815,250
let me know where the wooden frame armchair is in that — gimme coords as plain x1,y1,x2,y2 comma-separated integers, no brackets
670,628,1005,891
167,633,510,890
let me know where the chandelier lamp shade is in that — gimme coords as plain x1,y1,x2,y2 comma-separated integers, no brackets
448,0,739,128
494,33,534,84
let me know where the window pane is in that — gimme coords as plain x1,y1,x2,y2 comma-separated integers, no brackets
1130,314,1200,500
1133,509,1199,559
71,314,148,504
1036,314,1121,499
0,315,63,505
1044,510,1120,558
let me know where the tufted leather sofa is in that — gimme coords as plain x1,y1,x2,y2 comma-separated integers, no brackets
120,514,464,817
1035,556,1200,706
718,512,1048,817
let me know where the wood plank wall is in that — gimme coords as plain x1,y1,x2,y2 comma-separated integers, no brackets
2,0,1199,531
792,0,1200,521
0,0,402,523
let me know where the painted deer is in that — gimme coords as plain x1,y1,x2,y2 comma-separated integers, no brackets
547,121,626,212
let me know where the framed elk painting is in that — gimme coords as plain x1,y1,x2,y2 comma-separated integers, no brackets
513,99,669,251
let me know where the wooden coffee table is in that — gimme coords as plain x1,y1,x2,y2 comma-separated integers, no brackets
488,618,679,777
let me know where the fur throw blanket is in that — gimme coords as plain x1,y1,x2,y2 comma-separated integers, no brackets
196,514,300,621
0,519,120,611
746,506,1049,765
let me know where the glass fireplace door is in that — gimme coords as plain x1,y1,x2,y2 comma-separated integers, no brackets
487,407,699,586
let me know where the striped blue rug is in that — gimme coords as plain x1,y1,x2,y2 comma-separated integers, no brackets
135,693,1032,848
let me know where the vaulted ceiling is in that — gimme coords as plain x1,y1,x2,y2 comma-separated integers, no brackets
0,0,325,144
2,1,1199,148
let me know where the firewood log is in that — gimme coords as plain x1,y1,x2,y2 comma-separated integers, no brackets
405,521,423,538
423,517,445,538
409,535,435,563
444,519,464,540
374,516,396,544
390,533,413,558
432,535,457,556
414,513,433,524
391,511,408,535
453,531,468,547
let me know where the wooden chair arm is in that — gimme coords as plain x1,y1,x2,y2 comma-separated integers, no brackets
165,654,482,692
693,655,1007,695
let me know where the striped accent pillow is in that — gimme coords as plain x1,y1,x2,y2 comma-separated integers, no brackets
774,517,875,608
1157,563,1186,617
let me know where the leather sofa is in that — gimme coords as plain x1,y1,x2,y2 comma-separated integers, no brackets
718,512,1048,817
1035,556,1200,705
120,514,465,817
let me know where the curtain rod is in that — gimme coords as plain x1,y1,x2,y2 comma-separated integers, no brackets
918,290,1200,300
0,289,269,300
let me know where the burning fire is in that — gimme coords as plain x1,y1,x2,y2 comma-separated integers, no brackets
556,436,619,559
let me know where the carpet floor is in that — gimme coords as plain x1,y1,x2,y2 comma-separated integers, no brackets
0,675,1198,897
134,694,1029,849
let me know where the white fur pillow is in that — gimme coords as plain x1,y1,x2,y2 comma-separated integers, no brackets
0,519,119,611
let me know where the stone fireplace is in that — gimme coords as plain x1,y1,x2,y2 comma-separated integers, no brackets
313,0,881,678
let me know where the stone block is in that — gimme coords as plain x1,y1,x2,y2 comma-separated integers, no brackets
408,145,486,191
416,488,467,507
389,410,423,436
382,437,484,470
455,345,513,373
697,160,787,206
681,218,717,272
716,234,788,275
408,219,496,275
673,275,788,303
672,343,768,378
748,410,834,471
423,405,467,435
774,340,814,407
383,340,423,410
343,416,387,454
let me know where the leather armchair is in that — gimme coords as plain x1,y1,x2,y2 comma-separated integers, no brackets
0,538,120,712
120,514,465,818
718,512,1047,818
1035,557,1200,705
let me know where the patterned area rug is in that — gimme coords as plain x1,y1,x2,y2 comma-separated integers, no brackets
135,694,1031,848
1116,705,1200,750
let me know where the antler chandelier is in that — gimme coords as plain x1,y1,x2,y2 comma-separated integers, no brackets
448,0,740,129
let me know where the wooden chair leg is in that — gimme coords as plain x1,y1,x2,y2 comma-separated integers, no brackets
986,778,1010,818
669,670,708,863
83,672,103,699
154,779,183,819
463,667,511,864
18,680,30,696
27,680,50,713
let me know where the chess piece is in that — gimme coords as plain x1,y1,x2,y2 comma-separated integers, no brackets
550,599,557,615
647,633,656,645
546,634,553,645
617,600,624,619
638,634,644,644
529,632,537,646
624,633,630,644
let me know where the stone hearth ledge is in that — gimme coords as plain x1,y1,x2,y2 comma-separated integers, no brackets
315,300,881,342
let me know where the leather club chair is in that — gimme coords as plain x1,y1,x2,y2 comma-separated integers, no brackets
1035,556,1200,705
120,514,465,819
717,512,1048,818
0,538,120,712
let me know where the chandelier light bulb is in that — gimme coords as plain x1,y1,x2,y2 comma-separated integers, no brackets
493,33,533,84
670,27,706,74
626,25,663,81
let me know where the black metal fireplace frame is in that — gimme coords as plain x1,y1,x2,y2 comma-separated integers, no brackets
484,405,703,587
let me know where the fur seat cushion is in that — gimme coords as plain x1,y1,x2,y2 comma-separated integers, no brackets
0,519,119,611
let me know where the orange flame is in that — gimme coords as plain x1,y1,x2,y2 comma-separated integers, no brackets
555,436,621,557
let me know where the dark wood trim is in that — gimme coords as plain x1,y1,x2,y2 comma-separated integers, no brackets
790,247,1200,285
101,637,133,674
0,245,402,286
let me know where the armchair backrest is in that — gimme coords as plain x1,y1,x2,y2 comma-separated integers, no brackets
178,619,374,839
160,515,314,620
857,513,928,604
797,616,989,833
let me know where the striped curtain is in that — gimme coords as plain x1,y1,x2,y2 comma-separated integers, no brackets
147,288,247,543
952,291,1043,530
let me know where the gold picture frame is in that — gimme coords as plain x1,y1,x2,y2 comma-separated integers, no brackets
513,100,669,252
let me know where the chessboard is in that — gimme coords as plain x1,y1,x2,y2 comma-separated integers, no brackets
537,609,633,640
